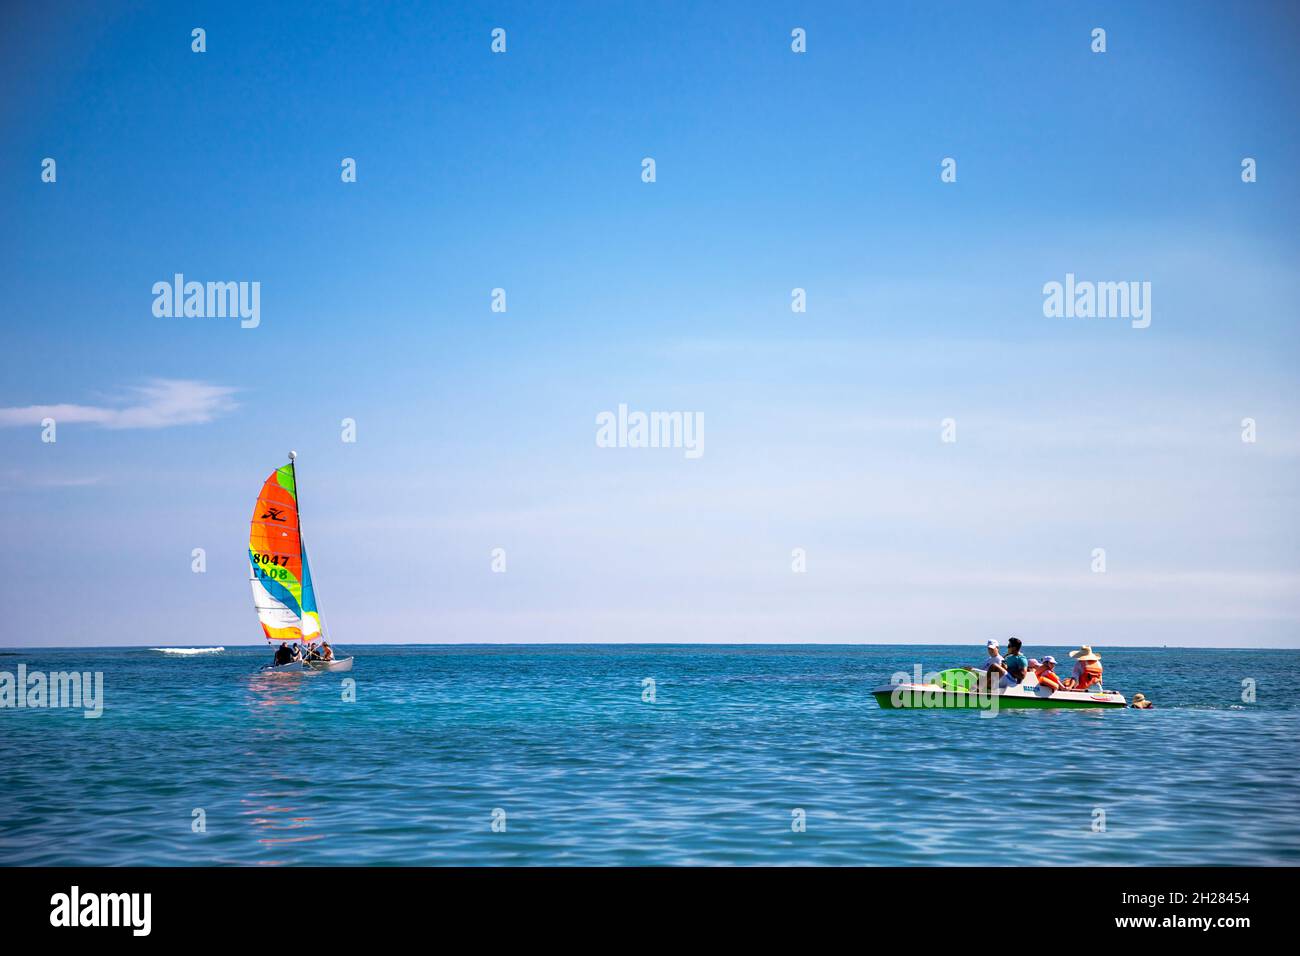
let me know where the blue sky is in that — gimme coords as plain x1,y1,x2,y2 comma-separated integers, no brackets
1,1,1297,646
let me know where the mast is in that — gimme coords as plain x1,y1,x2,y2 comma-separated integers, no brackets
288,450,327,643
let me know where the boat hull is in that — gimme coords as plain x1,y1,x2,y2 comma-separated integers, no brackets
261,661,309,673
262,656,353,674
872,682,1126,710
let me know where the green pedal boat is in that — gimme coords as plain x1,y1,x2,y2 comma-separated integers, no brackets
872,668,1127,710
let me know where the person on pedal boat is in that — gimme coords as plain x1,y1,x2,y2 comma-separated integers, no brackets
1062,645,1103,690
1002,637,1029,684
964,640,1008,690
1030,655,1065,691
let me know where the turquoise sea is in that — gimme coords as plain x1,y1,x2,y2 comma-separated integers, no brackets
1,645,1297,866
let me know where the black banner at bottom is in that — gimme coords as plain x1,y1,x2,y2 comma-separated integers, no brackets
0,866,1278,942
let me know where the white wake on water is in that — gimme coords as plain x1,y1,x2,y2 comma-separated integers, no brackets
150,647,226,655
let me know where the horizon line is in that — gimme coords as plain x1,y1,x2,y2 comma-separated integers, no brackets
2,642,1295,651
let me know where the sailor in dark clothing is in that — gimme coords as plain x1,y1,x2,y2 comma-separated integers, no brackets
272,642,293,666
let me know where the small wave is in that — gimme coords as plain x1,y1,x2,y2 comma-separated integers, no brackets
151,647,226,655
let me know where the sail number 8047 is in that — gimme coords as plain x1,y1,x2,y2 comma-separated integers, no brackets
253,552,292,580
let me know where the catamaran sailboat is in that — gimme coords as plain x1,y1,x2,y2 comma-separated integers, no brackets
250,451,353,673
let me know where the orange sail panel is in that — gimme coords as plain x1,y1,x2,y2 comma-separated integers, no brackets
249,463,321,642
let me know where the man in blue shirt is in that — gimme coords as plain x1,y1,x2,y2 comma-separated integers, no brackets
1003,637,1029,684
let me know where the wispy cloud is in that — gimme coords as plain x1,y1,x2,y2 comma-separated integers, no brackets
0,470,106,491
32,475,106,487
0,379,237,429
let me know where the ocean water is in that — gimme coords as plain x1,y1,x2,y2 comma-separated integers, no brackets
1,645,1297,866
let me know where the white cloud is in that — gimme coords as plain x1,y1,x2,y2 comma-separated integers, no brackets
0,379,237,429
0,470,106,490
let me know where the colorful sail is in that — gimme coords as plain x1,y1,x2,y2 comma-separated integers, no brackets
249,461,322,643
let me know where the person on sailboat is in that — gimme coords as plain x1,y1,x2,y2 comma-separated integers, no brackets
305,642,322,662
272,642,294,666
319,641,335,662
289,642,303,663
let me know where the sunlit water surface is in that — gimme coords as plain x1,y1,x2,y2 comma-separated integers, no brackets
1,645,1296,865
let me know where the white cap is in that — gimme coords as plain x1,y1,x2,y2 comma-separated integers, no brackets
986,640,999,649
